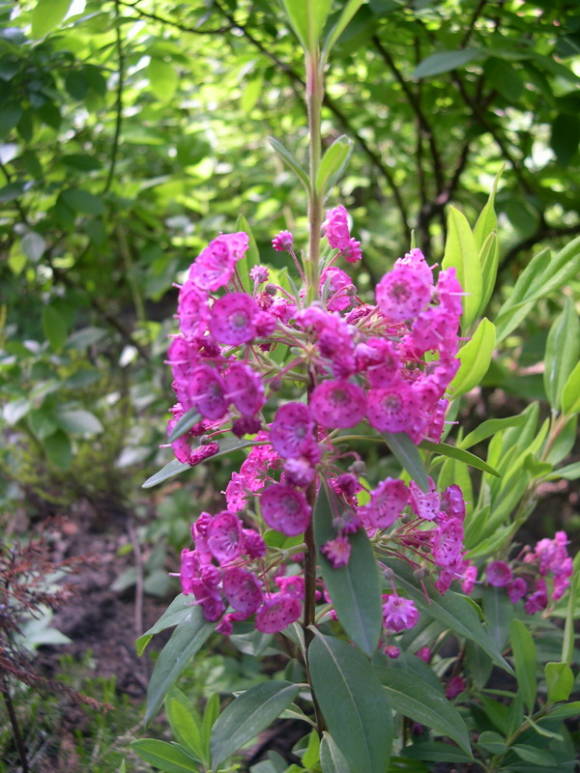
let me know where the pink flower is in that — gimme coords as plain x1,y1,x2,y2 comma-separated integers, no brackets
384,645,401,659
321,536,352,568
329,473,362,503
207,511,243,564
189,232,249,291
283,457,315,487
180,548,199,595
324,206,350,251
382,594,420,632
241,528,266,559
275,575,305,599
376,263,432,323
366,384,420,436
416,647,431,663
187,366,228,420
310,379,366,428
409,478,440,521
341,238,362,263
269,403,315,459
321,266,354,312
225,472,247,512
272,230,294,252
260,483,312,536
224,362,265,416
441,484,465,520
232,416,262,437
177,281,209,340
461,564,478,594
209,292,259,345
250,265,269,284
524,579,548,614
445,675,466,699
359,478,409,530
432,519,464,569
256,592,301,633
486,561,512,587
507,577,527,603
222,567,263,617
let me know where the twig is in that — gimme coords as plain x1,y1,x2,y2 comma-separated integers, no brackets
2,681,30,773
103,0,124,194
461,0,488,47
117,0,231,35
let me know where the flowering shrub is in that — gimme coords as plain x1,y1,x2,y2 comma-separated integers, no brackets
135,3,579,772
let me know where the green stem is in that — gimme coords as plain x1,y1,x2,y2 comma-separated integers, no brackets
306,51,323,303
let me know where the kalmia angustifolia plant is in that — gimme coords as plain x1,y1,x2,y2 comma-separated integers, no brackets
136,3,577,772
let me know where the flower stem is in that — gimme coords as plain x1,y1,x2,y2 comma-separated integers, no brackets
306,51,323,304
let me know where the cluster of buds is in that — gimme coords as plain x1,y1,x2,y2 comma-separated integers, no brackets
166,205,468,635
483,531,573,613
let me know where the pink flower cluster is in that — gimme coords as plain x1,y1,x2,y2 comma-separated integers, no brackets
166,207,466,635
483,531,573,613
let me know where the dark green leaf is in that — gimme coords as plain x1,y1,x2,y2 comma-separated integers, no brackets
165,693,204,762
373,653,471,755
319,732,350,773
42,430,72,469
61,188,104,215
136,594,195,655
384,432,429,492
145,610,213,723
551,114,580,165
421,440,499,477
268,137,310,191
42,306,68,351
542,700,580,721
143,459,192,488
211,682,299,769
0,104,22,138
544,297,579,412
309,634,392,773
168,409,202,442
313,481,382,655
413,48,484,79
512,744,557,766
402,741,473,764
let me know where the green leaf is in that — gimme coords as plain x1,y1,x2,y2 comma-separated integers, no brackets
482,586,514,653
31,0,72,38
448,317,496,397
319,732,350,773
42,306,68,351
476,730,507,754
56,406,103,436
413,48,484,79
43,430,72,469
402,741,472,764
145,610,213,723
148,59,179,102
3,397,31,425
384,432,429,492
544,297,579,412
136,594,195,655
168,409,202,443
460,414,527,449
552,461,580,480
550,113,580,165
165,694,204,762
561,361,580,414
130,740,199,773
477,232,499,316
268,137,310,191
509,619,537,713
282,0,332,52
0,104,23,138
61,188,104,215
542,700,580,721
211,681,299,769
545,662,574,703
386,558,511,672
143,459,192,488
420,440,500,477
22,231,46,262
309,634,392,773
323,0,365,59
302,730,320,768
313,481,382,655
512,744,557,766
316,135,353,194
442,206,482,330
373,653,471,755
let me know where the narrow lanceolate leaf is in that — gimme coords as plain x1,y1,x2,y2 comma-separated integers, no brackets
460,414,527,449
210,682,299,769
544,297,579,412
145,610,213,723
384,432,429,492
131,739,199,773
268,136,310,191
509,619,537,713
561,361,580,414
136,594,195,655
385,558,511,672
420,440,500,477
322,0,364,59
412,48,483,79
477,232,499,316
315,135,353,195
168,409,202,442
442,206,482,331
448,317,496,397
143,458,191,489
165,693,205,762
373,653,471,755
309,634,392,773
314,481,382,655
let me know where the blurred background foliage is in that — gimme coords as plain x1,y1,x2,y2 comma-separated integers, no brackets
1,0,579,507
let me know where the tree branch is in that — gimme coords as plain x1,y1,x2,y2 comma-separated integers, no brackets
117,0,231,35
103,0,124,194
502,223,580,269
